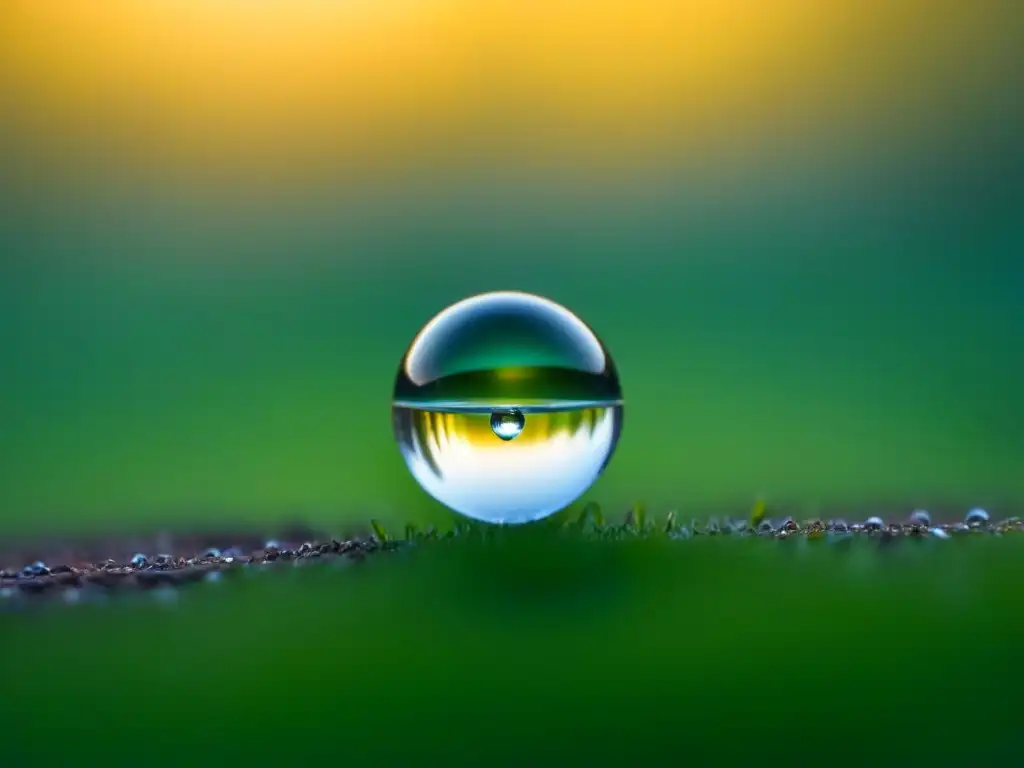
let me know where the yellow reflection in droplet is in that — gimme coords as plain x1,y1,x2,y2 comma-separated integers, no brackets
393,406,621,524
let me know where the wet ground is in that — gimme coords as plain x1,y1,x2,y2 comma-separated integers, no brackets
0,532,390,603
1,508,1019,606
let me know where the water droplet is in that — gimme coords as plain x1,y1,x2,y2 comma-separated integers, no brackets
392,291,623,525
864,516,885,531
489,408,526,441
130,553,148,568
21,561,49,578
728,519,750,534
910,510,931,526
672,525,692,540
965,508,989,525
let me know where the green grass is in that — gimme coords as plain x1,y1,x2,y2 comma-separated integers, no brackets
2,523,1021,766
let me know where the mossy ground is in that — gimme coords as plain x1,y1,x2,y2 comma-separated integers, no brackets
1,514,1022,766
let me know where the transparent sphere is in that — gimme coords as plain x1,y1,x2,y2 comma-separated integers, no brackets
489,409,526,441
392,291,623,525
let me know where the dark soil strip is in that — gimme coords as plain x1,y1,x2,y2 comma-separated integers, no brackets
1,514,1020,607
0,535,393,607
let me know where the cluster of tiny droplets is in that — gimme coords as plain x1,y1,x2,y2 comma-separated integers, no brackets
1,507,1020,609
656,507,1013,540
0,537,395,608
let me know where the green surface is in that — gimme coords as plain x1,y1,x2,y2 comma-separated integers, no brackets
2,532,1022,765
2,160,1023,537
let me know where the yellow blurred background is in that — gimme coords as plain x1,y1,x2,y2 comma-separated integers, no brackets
1,0,1021,533
5,0,1019,186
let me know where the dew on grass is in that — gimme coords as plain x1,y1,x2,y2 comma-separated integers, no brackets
21,561,49,578
965,508,989,525
392,291,623,525
910,510,932,526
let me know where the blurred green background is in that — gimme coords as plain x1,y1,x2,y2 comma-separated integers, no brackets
2,0,1022,536
4,534,1024,764
2,4,1024,765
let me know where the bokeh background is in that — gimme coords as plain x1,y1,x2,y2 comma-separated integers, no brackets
2,0,1022,537
3,5,1024,764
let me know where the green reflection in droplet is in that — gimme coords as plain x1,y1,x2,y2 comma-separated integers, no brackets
392,291,624,525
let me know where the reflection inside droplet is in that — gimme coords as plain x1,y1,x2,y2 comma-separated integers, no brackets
393,403,622,525
490,408,526,441
392,291,623,524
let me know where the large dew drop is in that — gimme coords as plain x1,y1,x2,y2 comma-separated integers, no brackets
392,291,623,525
